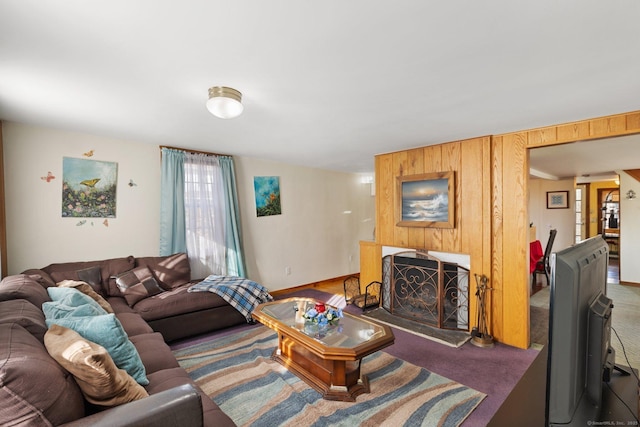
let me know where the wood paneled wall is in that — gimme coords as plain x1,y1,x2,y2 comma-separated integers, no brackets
374,137,492,344
369,110,640,349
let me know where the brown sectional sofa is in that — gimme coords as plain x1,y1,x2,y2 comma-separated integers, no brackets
0,253,247,426
25,253,247,342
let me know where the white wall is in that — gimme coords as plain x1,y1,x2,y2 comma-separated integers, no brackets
3,122,375,291
528,178,575,252
235,156,374,289
4,123,161,272
619,170,640,284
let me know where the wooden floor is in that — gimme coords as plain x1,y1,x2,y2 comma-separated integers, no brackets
607,257,620,283
531,258,620,296
271,275,350,299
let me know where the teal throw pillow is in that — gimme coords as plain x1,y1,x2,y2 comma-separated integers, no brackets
43,299,105,319
46,287,107,315
45,313,149,386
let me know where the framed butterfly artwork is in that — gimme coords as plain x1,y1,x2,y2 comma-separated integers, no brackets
62,157,118,218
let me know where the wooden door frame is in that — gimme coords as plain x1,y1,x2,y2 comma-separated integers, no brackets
502,110,640,348
0,122,6,278
597,188,619,234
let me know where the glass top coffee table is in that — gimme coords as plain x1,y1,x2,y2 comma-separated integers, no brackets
252,297,394,401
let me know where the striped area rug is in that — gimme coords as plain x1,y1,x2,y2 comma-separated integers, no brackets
173,326,486,427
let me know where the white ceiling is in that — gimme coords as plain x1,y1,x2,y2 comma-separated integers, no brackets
529,134,640,181
1,1,639,174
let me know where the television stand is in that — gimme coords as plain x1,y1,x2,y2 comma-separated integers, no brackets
604,363,632,382
488,347,639,426
613,363,633,376
600,364,639,424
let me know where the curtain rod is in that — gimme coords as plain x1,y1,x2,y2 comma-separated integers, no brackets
159,145,232,157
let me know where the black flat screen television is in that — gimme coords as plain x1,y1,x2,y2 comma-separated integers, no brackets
546,236,615,426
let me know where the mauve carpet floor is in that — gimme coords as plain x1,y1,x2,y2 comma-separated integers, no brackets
171,288,540,426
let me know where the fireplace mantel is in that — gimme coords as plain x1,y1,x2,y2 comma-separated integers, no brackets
382,246,470,269
358,241,471,287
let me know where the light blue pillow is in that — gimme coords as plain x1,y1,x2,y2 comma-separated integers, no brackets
47,287,107,315
43,299,105,319
46,313,149,386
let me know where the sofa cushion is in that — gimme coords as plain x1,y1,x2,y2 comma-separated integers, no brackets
45,313,149,386
58,279,114,313
136,253,191,290
133,284,230,322
116,312,155,337
106,296,137,314
0,274,51,308
115,267,165,306
145,366,199,395
145,367,234,427
44,324,149,407
0,323,85,425
42,256,136,297
50,266,103,294
0,299,48,343
19,269,55,288
129,332,180,374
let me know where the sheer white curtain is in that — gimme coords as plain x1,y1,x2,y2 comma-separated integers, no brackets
183,153,227,279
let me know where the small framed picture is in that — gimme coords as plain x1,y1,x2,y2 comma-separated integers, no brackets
547,191,569,209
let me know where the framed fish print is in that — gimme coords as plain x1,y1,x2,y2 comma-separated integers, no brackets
62,157,118,218
396,171,455,228
546,190,569,209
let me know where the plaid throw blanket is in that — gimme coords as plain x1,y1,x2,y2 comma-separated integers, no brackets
188,275,273,322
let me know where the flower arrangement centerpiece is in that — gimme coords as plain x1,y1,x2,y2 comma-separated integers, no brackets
303,302,343,326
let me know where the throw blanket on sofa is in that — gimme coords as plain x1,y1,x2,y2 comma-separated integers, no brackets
188,275,273,322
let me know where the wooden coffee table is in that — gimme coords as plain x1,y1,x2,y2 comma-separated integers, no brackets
252,297,394,401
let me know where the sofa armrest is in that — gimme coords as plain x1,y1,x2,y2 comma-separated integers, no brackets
59,384,203,427
21,268,57,288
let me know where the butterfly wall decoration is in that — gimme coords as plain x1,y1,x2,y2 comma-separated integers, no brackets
40,172,55,183
80,178,100,188
128,179,137,187
83,150,94,157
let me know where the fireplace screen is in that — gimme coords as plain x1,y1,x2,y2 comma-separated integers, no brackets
381,251,469,331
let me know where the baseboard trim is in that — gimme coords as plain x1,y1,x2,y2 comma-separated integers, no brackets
619,280,640,288
270,273,358,298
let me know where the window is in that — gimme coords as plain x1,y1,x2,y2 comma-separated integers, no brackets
160,147,245,278
183,154,227,279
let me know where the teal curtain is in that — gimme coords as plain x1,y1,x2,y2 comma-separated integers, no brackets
159,148,186,256
219,156,247,277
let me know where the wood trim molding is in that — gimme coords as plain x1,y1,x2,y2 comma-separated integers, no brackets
0,122,7,277
623,169,640,183
500,110,640,148
619,281,640,288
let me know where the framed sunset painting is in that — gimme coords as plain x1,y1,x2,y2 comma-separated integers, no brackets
396,171,455,228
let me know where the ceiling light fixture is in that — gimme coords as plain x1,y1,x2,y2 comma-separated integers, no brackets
206,86,243,119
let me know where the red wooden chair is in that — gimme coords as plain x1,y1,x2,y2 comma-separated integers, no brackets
531,229,557,288
530,240,543,274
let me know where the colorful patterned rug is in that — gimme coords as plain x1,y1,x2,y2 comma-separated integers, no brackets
173,326,486,427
